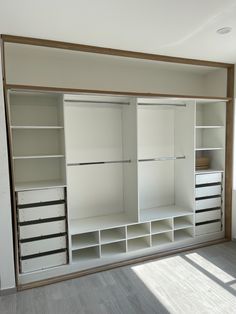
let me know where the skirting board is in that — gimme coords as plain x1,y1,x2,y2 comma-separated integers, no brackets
0,287,17,296
18,237,229,291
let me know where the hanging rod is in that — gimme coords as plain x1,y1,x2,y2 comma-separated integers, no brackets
64,100,130,105
138,103,186,107
67,160,131,166
139,156,186,162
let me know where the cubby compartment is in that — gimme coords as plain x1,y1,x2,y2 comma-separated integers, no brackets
72,246,100,263
14,157,66,191
71,232,99,250
152,231,172,246
174,215,193,230
127,236,150,252
127,223,150,239
174,227,193,242
195,128,224,151
151,219,172,234
196,101,226,127
101,241,126,257
9,92,63,127
100,227,125,244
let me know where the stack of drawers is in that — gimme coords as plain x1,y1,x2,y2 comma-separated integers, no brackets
195,172,223,236
17,188,68,273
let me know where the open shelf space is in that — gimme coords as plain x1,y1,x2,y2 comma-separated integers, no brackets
100,227,126,244
101,241,126,257
127,236,150,252
174,228,193,242
151,219,173,234
127,223,150,239
140,206,193,222
70,213,134,235
71,232,99,250
72,246,100,263
152,232,172,246
15,180,66,191
174,216,193,230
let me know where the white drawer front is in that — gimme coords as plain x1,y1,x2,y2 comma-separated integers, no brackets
21,252,67,273
195,185,221,198
195,221,221,236
195,209,221,224
19,220,66,239
17,188,64,205
20,236,67,256
196,173,222,185
196,197,221,211
19,204,65,222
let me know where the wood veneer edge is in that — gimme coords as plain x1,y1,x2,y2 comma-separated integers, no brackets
1,34,232,68
17,238,229,291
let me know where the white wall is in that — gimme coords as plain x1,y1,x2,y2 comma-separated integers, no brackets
0,53,16,290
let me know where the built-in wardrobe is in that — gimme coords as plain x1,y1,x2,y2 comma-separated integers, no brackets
1,35,234,289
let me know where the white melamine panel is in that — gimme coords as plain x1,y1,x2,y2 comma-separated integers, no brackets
138,107,174,159
196,197,221,211
139,161,174,210
18,204,65,222
195,128,224,150
12,129,64,157
195,221,221,236
10,93,63,127
195,209,221,223
17,188,64,205
20,236,67,256
21,252,67,273
19,220,66,239
67,164,124,220
195,185,221,198
64,102,123,163
196,172,222,185
196,102,226,127
14,158,66,189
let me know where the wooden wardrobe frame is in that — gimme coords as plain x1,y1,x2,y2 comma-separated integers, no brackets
0,34,234,290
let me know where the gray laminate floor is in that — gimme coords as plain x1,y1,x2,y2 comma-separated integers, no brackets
1,242,236,314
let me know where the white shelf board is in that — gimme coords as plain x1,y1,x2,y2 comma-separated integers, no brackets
13,155,64,160
100,228,125,245
195,126,224,129
70,213,134,234
128,237,150,252
11,126,64,129
72,233,99,251
15,180,66,191
174,229,193,242
152,234,172,246
195,169,224,175
174,219,193,230
72,247,99,263
140,206,193,222
195,147,223,151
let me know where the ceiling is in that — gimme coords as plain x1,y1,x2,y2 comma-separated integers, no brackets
1,0,236,63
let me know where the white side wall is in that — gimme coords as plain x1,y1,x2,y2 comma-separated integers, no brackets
0,53,15,290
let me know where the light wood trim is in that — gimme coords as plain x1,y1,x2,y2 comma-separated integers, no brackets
225,65,235,240
6,84,231,101
17,238,229,291
1,34,232,69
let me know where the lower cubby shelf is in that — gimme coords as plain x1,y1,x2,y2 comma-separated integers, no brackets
174,228,194,242
101,241,126,257
152,232,173,246
72,246,100,263
100,227,126,244
72,232,99,250
128,236,150,252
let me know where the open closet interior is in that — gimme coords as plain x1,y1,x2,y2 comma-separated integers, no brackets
2,37,232,287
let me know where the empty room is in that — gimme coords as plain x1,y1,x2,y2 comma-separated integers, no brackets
0,1,236,313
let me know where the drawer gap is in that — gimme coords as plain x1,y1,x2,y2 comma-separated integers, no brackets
19,216,66,226
195,219,221,226
20,232,67,243
21,248,67,260
18,199,65,209
196,207,221,213
195,182,221,188
196,195,222,201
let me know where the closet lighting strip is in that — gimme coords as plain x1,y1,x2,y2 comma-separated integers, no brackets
64,100,130,105
138,103,186,107
139,156,186,162
67,160,132,166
